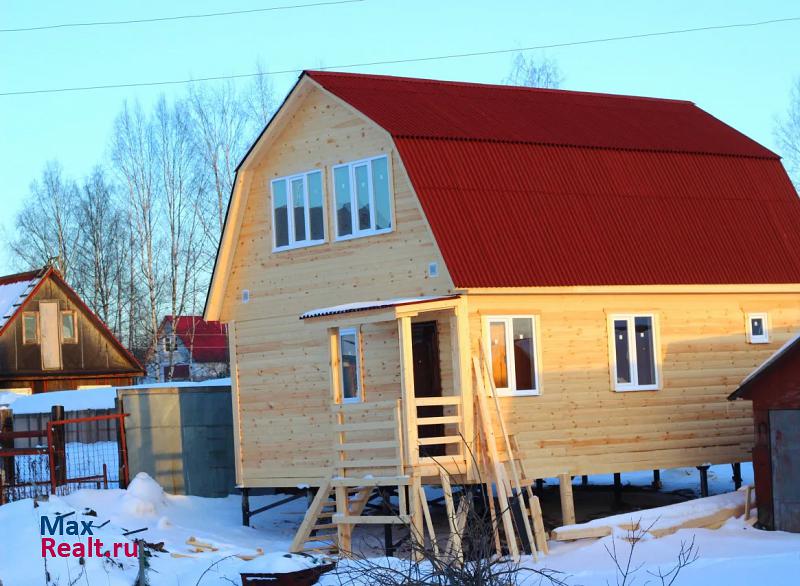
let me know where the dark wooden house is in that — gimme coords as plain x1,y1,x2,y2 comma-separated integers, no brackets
730,336,800,532
0,267,143,393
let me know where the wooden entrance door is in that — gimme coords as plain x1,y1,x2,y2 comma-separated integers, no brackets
412,321,444,456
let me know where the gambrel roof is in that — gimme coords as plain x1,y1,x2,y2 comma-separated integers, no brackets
206,71,800,318
307,71,800,288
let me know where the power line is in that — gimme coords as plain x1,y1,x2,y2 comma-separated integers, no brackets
0,0,365,33
2,15,798,97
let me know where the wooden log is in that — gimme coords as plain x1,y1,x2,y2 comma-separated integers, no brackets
558,473,576,526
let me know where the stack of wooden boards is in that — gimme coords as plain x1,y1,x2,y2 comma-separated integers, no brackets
551,484,757,541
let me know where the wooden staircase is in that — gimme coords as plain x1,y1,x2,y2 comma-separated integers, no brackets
290,399,412,555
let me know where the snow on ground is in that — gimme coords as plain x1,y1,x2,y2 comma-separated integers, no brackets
2,467,799,585
0,473,320,586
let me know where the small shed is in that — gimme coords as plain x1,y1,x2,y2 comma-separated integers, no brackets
730,334,800,532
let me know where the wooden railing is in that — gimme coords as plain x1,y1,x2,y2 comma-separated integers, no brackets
414,395,466,465
331,400,405,478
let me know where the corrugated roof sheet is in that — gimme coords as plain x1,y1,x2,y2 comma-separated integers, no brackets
307,71,800,286
300,296,459,320
164,316,229,363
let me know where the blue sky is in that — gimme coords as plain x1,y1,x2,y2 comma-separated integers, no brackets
1,0,799,273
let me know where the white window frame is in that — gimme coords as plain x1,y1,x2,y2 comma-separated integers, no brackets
270,168,326,252
746,312,769,344
483,315,541,397
608,313,661,392
338,327,363,404
332,154,394,241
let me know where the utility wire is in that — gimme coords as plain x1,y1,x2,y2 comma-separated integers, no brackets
2,15,798,97
0,0,365,33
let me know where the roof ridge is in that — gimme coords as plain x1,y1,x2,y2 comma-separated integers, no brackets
305,69,695,106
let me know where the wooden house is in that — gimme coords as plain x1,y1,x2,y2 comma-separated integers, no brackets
730,335,800,532
0,267,143,392
203,71,800,550
146,316,229,382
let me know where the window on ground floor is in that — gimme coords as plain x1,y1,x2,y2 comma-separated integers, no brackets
338,327,362,402
609,314,659,391
484,316,540,396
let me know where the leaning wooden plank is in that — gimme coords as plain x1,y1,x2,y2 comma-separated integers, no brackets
418,483,440,558
481,437,502,556
480,341,537,560
528,491,549,555
743,485,754,520
440,470,461,560
473,356,520,562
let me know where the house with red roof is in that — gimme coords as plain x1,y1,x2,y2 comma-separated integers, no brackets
147,316,229,382
204,71,800,543
0,266,143,393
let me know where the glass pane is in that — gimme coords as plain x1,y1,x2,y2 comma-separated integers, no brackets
308,171,324,241
24,315,37,341
489,321,509,388
272,180,289,248
614,319,631,384
751,317,764,337
512,318,536,391
354,164,371,231
371,157,391,231
340,331,359,400
334,166,352,237
634,316,656,386
291,177,306,242
62,314,75,339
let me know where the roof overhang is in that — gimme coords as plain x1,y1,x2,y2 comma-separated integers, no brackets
728,331,800,401
300,295,460,325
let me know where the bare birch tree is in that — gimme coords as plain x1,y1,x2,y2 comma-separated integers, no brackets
111,101,163,374
504,53,564,89
776,77,800,187
9,161,79,277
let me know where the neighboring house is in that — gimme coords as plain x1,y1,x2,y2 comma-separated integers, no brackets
203,71,800,517
0,266,143,392
729,335,800,532
147,316,229,382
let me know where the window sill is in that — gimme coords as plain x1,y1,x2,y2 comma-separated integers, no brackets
614,385,660,392
494,390,540,397
272,239,327,253
341,397,362,404
335,227,394,243
748,339,770,345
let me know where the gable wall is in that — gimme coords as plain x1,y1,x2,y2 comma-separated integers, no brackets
219,83,453,486
0,276,139,390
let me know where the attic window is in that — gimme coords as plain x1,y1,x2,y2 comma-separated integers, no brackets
271,170,325,251
22,312,39,344
747,313,769,344
333,155,392,240
61,311,77,344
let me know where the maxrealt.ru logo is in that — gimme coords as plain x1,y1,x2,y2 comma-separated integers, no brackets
40,513,138,558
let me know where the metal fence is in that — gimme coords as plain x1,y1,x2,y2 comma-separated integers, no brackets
0,406,128,504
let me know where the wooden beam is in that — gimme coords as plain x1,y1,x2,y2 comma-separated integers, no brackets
398,316,418,467
558,473,576,526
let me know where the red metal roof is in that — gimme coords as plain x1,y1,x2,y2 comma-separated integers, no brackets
307,71,800,287
164,316,228,363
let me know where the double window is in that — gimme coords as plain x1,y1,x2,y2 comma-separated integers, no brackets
485,316,540,395
333,155,392,240
609,314,659,391
338,328,362,403
271,170,325,251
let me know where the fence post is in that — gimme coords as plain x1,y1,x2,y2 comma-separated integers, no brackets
0,407,13,494
49,405,66,493
115,398,129,489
